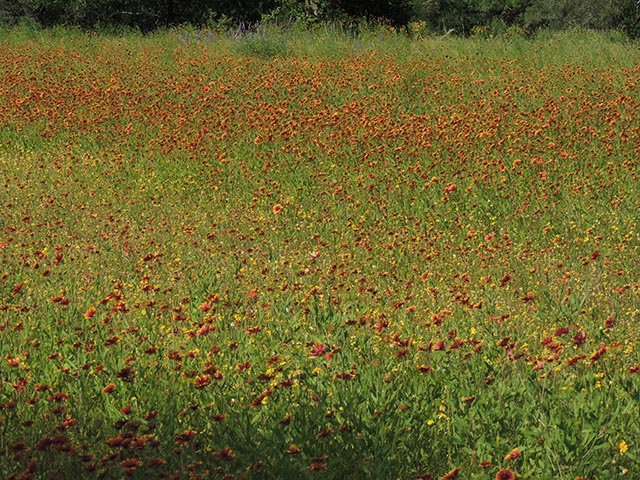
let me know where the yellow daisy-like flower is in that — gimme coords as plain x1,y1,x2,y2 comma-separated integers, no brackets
619,440,628,454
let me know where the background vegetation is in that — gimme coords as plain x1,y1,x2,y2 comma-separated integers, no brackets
1,0,639,37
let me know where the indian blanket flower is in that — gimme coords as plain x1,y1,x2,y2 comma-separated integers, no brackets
8,441,28,452
573,330,587,347
213,448,235,461
310,343,326,358
504,448,520,461
36,435,69,451
121,458,143,469
175,429,196,445
279,414,292,425
194,374,212,389
103,383,116,394
286,444,301,455
316,427,333,439
440,466,461,479
250,388,273,408
496,469,516,480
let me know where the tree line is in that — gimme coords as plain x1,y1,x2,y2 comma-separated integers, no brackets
1,0,639,37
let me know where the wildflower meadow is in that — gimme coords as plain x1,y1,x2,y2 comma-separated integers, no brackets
0,26,639,479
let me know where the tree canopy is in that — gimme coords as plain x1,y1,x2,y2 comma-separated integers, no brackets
1,0,638,37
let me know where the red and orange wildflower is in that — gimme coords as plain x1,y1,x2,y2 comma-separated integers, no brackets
0,29,637,480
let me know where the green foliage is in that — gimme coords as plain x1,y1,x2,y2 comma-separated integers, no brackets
261,0,334,24
620,0,640,37
233,24,292,58
0,0,32,25
331,0,414,25
410,0,530,35
0,0,639,37
523,0,628,31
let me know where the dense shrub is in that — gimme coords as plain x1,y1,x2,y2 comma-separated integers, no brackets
523,0,628,32
0,0,638,36
0,0,32,25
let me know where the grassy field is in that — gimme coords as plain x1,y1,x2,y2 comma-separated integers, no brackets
0,25,639,479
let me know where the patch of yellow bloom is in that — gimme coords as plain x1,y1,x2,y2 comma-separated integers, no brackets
619,440,628,454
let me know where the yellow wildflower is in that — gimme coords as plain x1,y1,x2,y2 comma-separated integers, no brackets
619,440,628,454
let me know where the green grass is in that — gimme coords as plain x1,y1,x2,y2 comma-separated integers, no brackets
0,24,639,479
